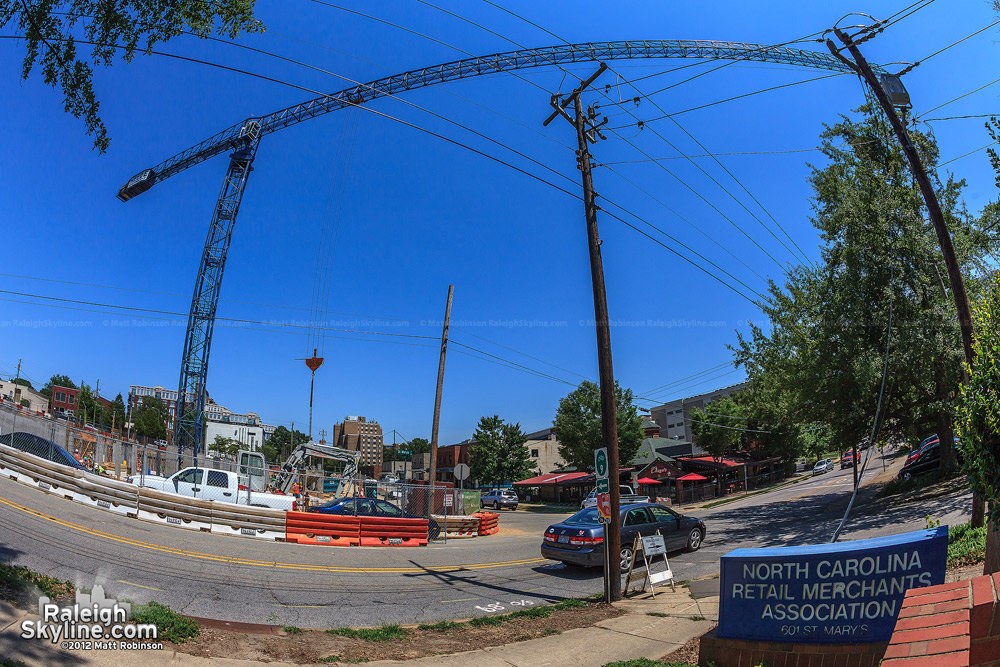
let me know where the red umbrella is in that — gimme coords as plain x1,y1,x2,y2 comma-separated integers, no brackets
677,473,708,482
636,477,661,484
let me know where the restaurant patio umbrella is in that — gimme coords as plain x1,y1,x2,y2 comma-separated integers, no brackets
635,477,661,484
676,473,708,482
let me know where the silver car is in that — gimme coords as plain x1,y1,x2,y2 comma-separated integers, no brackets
812,459,833,475
481,489,519,510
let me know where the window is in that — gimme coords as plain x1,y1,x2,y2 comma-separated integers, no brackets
176,469,203,485
649,506,677,522
624,508,652,526
530,449,539,458
207,471,228,488
68,395,75,404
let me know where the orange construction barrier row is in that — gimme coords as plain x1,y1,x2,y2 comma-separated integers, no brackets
358,515,429,547
284,511,360,546
472,511,500,536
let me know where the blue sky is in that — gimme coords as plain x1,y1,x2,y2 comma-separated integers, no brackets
1,0,998,446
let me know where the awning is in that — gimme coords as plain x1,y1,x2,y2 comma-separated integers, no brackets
677,473,708,482
513,472,591,486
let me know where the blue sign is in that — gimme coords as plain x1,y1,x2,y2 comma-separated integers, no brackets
718,527,947,644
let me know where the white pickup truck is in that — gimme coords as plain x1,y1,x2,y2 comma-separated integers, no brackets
581,485,651,509
126,467,295,511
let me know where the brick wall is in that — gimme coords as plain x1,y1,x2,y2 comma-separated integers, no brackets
882,572,1000,667
698,627,888,667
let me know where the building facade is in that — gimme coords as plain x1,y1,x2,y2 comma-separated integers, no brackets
649,382,746,443
332,416,383,474
0,380,48,413
128,385,181,432
523,427,567,474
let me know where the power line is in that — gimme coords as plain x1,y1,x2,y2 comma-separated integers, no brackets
685,416,772,434
896,19,1000,77
451,328,592,381
914,76,1000,121
639,361,733,395
636,368,744,403
450,344,577,386
935,140,999,169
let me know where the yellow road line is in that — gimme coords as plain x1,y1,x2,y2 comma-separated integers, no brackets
441,597,477,603
0,496,546,574
116,580,163,591
784,477,842,503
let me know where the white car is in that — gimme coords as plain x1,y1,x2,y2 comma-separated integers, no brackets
812,459,833,475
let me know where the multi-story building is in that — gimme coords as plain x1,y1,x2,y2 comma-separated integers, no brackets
332,416,383,475
204,403,274,452
0,379,48,413
523,427,566,474
49,385,111,419
648,382,746,443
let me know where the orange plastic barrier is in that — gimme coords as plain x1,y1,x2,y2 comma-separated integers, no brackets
473,511,500,536
357,515,429,547
284,511,360,546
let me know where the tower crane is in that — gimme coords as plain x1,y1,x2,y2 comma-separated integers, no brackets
115,40,881,465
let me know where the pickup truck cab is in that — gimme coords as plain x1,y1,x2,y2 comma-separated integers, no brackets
127,467,295,511
581,485,650,509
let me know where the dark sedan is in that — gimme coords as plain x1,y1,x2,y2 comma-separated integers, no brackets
309,497,441,540
898,441,962,481
541,503,705,573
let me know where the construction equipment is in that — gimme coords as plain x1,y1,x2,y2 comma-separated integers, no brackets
240,441,361,498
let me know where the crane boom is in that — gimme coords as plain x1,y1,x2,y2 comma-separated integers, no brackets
116,39,872,201
271,440,361,496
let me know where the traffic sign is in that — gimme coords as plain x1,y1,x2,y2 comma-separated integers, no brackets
595,447,608,478
597,492,611,522
454,463,471,480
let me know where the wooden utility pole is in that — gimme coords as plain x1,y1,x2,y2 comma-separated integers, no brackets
544,63,625,601
828,29,986,530
428,285,454,513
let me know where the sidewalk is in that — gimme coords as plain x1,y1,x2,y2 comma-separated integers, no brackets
0,587,718,667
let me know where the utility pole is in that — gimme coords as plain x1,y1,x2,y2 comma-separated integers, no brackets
11,359,22,437
828,28,981,522
543,63,625,602
428,285,454,514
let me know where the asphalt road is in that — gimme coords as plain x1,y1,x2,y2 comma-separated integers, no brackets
0,450,971,628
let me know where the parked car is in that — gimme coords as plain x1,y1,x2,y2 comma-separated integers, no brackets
898,442,963,481
907,435,940,465
310,496,441,540
581,485,650,509
481,488,519,510
812,459,833,475
0,432,88,472
542,503,705,572
840,452,855,470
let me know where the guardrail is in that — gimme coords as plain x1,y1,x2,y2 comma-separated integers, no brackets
284,510,361,546
432,514,482,537
358,515,429,547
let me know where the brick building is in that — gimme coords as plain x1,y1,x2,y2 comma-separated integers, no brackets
332,416,383,475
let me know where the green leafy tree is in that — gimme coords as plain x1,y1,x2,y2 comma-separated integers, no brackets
553,380,644,471
108,393,127,431
10,377,32,389
689,397,744,462
734,107,989,473
0,1,263,152
956,276,1000,573
470,415,537,486
261,425,308,464
40,374,76,399
76,381,108,427
209,435,239,460
408,437,431,455
132,396,168,441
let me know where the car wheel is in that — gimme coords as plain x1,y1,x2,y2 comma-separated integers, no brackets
687,528,704,552
619,546,634,573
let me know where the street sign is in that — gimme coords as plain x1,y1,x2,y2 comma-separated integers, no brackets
595,447,610,521
444,494,453,507
454,463,470,480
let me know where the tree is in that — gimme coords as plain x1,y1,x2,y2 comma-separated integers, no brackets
689,397,744,462
470,415,537,486
40,374,75,399
956,275,1000,574
10,377,32,389
108,393,126,431
408,437,431,455
261,425,308,464
209,435,239,460
0,1,263,152
132,396,168,441
553,380,644,471
734,107,989,472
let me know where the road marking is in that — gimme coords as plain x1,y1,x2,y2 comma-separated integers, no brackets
441,597,477,603
784,476,842,502
278,604,323,608
0,496,547,574
116,580,163,591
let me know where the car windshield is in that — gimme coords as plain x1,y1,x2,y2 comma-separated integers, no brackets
563,508,603,526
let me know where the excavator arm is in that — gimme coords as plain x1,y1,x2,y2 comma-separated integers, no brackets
271,441,361,495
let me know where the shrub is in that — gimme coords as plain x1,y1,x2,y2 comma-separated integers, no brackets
131,601,200,643
948,521,987,567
